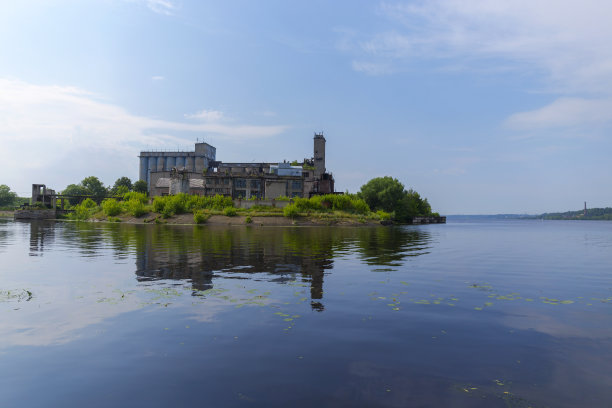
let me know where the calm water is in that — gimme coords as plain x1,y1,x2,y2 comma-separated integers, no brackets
1,219,611,407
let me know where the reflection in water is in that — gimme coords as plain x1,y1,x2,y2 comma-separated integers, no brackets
24,222,431,311
128,225,432,311
26,220,56,256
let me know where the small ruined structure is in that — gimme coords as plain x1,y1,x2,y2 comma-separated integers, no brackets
142,133,336,199
31,184,56,208
169,167,190,195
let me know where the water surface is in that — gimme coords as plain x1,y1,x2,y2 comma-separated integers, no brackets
1,219,611,407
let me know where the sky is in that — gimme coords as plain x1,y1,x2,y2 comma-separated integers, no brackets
1,0,611,214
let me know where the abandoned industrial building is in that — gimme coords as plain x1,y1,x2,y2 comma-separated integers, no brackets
139,133,335,199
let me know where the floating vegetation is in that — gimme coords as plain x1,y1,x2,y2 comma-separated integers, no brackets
0,289,33,302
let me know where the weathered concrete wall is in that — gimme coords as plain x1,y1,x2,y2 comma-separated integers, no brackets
233,199,291,209
265,180,287,199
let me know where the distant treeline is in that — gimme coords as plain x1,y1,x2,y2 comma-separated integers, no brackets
535,207,612,220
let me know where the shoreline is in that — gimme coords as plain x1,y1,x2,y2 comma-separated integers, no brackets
6,209,446,226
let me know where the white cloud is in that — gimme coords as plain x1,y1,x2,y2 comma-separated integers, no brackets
506,98,612,130
124,0,177,16
344,1,612,131
351,61,394,76
0,78,287,192
184,109,226,122
352,1,612,89
145,0,176,15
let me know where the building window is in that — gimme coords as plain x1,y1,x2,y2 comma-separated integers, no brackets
235,179,246,188
292,180,302,190
250,179,261,189
224,178,229,185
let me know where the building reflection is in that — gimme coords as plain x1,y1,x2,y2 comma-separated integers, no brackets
131,225,432,311
25,220,56,257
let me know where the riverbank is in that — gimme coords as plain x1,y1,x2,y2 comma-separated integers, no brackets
8,208,445,226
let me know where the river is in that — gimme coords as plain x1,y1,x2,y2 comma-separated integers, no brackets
0,219,611,407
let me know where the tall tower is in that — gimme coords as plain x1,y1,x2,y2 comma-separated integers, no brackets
313,132,326,178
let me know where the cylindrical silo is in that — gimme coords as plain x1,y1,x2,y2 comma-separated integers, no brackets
139,157,148,181
157,156,165,172
185,156,194,172
175,156,185,168
166,156,176,170
147,157,157,187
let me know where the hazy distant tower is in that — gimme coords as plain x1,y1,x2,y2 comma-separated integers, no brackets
313,132,326,178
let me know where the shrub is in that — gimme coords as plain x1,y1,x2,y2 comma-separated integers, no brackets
152,197,166,213
161,206,174,218
274,195,291,201
283,204,299,218
376,210,391,220
223,207,237,217
102,199,122,216
69,200,99,220
123,191,148,204
245,215,252,224
125,199,147,217
80,198,98,209
193,210,210,224
352,198,370,215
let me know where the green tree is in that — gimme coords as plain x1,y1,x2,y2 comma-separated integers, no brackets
113,185,130,196
133,180,148,194
0,184,17,206
358,177,434,223
61,184,89,205
358,176,406,213
81,176,108,197
112,177,133,193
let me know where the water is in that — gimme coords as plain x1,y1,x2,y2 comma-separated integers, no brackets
1,219,611,407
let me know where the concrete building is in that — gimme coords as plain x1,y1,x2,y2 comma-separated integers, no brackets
140,133,335,199
138,142,216,189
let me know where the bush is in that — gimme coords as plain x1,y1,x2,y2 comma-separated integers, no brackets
69,200,99,220
245,215,252,224
223,207,237,217
283,204,299,218
152,194,234,216
152,197,166,213
125,199,147,217
102,199,122,216
376,210,391,220
80,198,98,209
193,210,210,224
123,192,148,204
274,196,291,201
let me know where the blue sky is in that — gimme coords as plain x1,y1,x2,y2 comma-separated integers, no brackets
1,0,611,214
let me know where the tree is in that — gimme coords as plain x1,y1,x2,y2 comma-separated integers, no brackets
133,180,148,194
61,184,89,205
0,184,17,206
81,176,108,197
358,176,406,213
112,177,133,193
358,177,434,222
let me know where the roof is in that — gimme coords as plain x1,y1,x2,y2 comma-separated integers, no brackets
155,178,205,189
